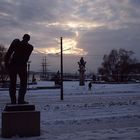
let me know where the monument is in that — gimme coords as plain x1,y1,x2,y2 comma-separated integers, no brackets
78,57,86,86
2,34,40,138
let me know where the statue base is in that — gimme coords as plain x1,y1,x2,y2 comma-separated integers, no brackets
1,104,40,138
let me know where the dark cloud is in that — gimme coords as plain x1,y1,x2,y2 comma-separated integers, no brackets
16,0,57,22
129,0,140,6
78,23,140,60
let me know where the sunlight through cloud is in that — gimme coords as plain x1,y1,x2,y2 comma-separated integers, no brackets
34,38,87,56
66,21,103,29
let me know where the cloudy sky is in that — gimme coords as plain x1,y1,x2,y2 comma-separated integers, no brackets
0,0,140,73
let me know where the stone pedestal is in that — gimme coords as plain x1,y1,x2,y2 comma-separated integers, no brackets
1,104,40,138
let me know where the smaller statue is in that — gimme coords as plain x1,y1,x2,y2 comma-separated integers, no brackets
78,57,86,86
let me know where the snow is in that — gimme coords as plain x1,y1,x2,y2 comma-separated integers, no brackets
0,81,140,140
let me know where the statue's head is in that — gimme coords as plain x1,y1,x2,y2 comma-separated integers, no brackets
23,34,30,42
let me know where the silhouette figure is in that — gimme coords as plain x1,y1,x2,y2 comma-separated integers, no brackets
5,34,33,104
54,70,61,86
32,74,37,84
88,82,92,90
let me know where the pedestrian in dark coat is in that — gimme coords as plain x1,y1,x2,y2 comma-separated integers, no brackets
88,82,92,90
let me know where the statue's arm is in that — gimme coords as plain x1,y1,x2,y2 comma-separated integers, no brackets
4,39,20,67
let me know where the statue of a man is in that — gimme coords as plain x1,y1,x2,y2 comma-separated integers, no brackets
4,34,34,104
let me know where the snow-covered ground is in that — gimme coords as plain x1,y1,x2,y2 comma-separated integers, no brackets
0,81,140,140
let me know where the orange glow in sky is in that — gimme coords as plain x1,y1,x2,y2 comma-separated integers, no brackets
34,20,103,56
35,37,87,56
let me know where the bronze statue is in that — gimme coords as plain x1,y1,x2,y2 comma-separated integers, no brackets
4,34,33,104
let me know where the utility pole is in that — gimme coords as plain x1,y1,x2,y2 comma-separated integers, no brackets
44,56,47,79
60,37,64,100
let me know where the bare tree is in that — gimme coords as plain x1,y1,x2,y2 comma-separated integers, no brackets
98,49,137,82
0,44,8,83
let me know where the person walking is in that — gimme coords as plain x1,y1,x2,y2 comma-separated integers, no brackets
5,34,33,104
88,81,92,91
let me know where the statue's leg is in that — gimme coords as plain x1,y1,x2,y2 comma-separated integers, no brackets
18,66,28,104
9,68,17,104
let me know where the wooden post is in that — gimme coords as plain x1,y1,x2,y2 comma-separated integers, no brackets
60,37,64,100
